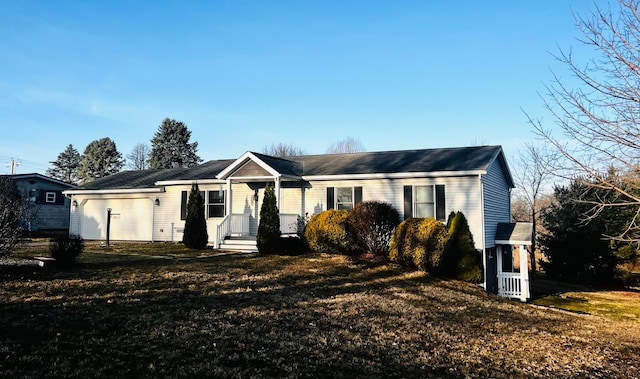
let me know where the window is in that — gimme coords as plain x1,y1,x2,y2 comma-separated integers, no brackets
415,186,434,218
336,187,353,210
327,187,362,210
180,191,211,220
45,192,56,203
403,184,445,221
208,190,225,218
180,191,188,220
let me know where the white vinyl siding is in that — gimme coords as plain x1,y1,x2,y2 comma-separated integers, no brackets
75,197,153,241
302,176,483,249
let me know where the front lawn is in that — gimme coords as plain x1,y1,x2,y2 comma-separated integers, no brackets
1,244,639,378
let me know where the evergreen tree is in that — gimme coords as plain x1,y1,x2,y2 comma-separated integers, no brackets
443,211,482,282
149,118,202,169
182,182,208,249
46,144,81,184
539,179,621,284
76,138,124,184
257,184,280,254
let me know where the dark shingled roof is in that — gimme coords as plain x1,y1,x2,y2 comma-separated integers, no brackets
292,145,504,176
72,160,234,190
70,146,510,191
495,223,534,244
250,152,303,177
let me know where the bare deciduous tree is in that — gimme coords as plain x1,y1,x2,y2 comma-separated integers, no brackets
0,177,29,257
511,143,559,275
326,137,366,154
527,0,640,243
261,143,306,157
127,143,150,170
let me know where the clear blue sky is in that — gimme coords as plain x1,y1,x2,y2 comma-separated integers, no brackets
0,0,605,174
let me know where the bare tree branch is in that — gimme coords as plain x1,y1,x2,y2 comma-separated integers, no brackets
528,0,640,242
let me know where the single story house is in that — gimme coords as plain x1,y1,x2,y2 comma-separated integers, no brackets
64,145,532,301
7,173,75,234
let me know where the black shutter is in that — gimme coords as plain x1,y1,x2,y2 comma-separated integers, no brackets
354,187,363,205
403,185,413,220
55,191,65,205
326,187,335,210
435,184,446,221
35,190,45,204
180,191,188,220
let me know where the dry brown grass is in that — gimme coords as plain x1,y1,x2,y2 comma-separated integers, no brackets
1,243,639,378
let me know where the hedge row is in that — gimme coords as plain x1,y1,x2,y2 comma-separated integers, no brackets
304,204,482,283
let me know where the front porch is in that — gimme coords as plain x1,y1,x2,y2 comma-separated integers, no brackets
213,151,308,251
493,223,534,302
215,213,301,251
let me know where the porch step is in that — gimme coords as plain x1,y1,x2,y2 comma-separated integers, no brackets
218,237,258,253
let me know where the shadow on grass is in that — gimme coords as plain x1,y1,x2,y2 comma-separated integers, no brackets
1,252,638,378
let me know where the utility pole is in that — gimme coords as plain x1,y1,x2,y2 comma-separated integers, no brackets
6,159,20,174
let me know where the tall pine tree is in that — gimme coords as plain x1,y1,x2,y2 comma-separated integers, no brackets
76,138,124,184
46,144,81,184
182,182,208,249
149,118,202,169
257,184,280,254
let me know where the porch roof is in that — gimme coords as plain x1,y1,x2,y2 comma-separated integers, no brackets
495,222,534,245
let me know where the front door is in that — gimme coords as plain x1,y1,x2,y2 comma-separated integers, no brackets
485,247,498,294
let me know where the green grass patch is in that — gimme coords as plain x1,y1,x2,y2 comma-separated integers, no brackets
534,291,640,322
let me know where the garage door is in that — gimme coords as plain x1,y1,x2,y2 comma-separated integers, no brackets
81,198,152,241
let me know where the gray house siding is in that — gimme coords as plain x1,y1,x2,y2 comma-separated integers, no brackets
10,174,74,232
482,159,512,248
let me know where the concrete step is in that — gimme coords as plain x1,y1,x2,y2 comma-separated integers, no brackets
218,237,258,253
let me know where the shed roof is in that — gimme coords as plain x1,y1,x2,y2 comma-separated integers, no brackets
495,223,534,245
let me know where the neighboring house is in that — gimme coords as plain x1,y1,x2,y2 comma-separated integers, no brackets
7,173,75,234
64,145,532,301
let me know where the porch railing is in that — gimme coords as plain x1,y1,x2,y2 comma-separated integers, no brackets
498,272,528,302
217,213,301,247
279,213,299,235
216,213,250,248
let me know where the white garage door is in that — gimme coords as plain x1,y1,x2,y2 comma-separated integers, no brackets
81,198,152,241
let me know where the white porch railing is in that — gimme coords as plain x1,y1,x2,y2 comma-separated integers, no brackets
216,213,250,248
217,213,300,248
279,213,299,235
498,272,529,302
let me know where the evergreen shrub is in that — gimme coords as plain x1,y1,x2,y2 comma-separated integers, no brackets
388,217,448,271
346,201,400,256
257,185,281,254
443,211,483,283
305,209,355,254
182,183,208,249
50,235,84,266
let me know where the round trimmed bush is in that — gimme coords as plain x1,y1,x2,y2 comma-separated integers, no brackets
305,210,355,254
346,201,400,256
389,217,448,271
50,235,84,266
